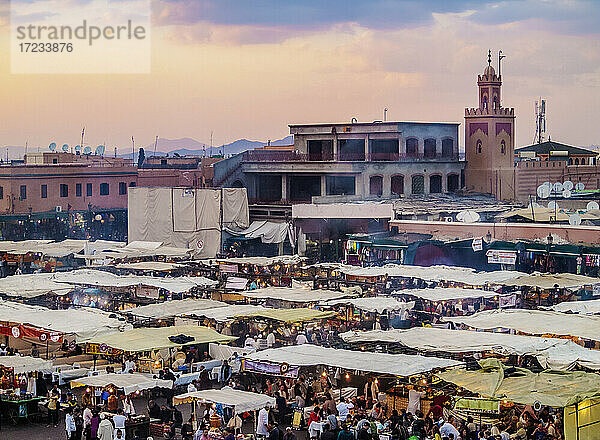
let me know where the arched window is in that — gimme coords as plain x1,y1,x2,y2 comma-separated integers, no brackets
406,138,418,157
447,174,459,192
483,96,488,110
369,176,383,196
500,140,506,155
424,138,436,158
575,158,580,165
391,175,404,195
411,175,424,195
476,140,482,154
569,158,573,165
430,175,442,193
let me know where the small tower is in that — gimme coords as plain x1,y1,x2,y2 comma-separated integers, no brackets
465,50,516,200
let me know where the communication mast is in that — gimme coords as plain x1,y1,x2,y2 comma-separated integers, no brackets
533,99,547,144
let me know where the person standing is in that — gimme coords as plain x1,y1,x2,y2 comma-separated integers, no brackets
97,414,114,440
83,405,93,440
257,406,269,438
66,407,77,440
48,388,60,427
112,410,127,440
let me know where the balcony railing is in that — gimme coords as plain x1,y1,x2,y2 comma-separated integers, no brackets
242,150,460,162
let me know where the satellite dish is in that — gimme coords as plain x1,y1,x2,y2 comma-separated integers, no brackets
575,183,585,191
563,181,574,191
457,210,480,223
587,201,599,211
552,182,563,193
95,145,105,156
49,142,57,151
83,146,92,155
62,144,69,152
75,145,82,152
569,213,582,226
548,201,559,210
537,184,551,199
562,189,572,198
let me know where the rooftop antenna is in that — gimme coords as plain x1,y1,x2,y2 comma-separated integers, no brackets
153,136,159,156
25,140,28,157
533,99,547,144
131,136,135,162
383,108,388,122
210,131,213,157
81,127,85,152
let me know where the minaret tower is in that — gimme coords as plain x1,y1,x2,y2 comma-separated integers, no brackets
464,50,516,200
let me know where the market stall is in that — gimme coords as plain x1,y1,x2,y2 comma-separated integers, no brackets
0,356,52,424
71,373,173,438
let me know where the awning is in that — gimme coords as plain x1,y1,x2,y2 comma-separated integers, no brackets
543,299,600,314
0,355,53,374
215,255,305,267
242,287,354,303
437,359,600,407
446,309,600,342
311,263,523,286
245,308,336,323
85,325,236,352
340,327,600,371
71,373,173,394
0,300,131,341
125,299,228,319
173,388,275,412
244,344,463,377
183,304,269,322
225,221,292,245
114,262,184,271
501,272,600,290
0,273,73,298
324,298,415,314
52,269,217,292
394,287,498,301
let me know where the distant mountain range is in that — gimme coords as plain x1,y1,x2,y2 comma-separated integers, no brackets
128,136,294,159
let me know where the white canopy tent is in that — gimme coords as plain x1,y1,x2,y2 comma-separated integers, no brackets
0,355,53,374
71,373,172,394
393,287,498,302
52,269,217,292
241,287,353,303
446,309,600,342
0,273,73,298
0,300,131,341
114,261,185,271
215,255,305,267
173,388,275,412
324,297,415,314
312,263,522,286
543,299,600,314
339,327,600,371
244,344,463,377
501,272,600,290
182,304,270,322
126,298,227,319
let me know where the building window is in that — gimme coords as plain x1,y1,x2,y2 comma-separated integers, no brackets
391,175,404,195
476,140,482,154
41,184,47,199
86,183,92,196
326,176,355,196
369,176,383,196
411,175,424,195
0,186,3,200
430,175,442,193
575,158,580,165
20,185,26,200
500,140,506,155
338,139,365,161
406,138,418,157
441,139,454,157
76,183,82,197
119,182,127,195
424,138,436,158
307,140,334,161
100,183,109,195
447,174,459,192
369,139,398,161
59,184,68,198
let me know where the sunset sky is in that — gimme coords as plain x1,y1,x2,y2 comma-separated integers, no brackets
1,0,599,153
